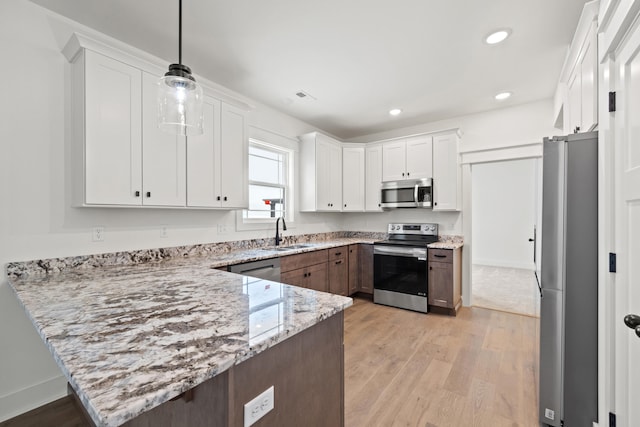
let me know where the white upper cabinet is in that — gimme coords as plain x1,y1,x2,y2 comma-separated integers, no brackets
382,135,433,181
64,33,251,209
142,72,186,207
342,147,365,211
299,132,343,212
80,50,143,206
186,99,248,209
405,136,433,179
219,103,248,209
186,96,221,207
432,133,460,211
556,3,598,134
365,144,383,211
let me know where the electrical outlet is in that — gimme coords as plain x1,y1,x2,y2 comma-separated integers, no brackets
160,226,168,238
92,227,104,242
244,386,274,427
217,224,228,234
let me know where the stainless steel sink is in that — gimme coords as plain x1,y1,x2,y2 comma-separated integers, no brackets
260,244,314,252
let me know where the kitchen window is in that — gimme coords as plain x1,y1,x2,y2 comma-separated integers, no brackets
243,140,292,222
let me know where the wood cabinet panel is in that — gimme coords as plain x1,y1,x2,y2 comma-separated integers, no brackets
281,250,328,272
329,246,348,296
348,245,359,295
305,263,329,292
280,263,328,292
428,247,462,315
358,244,374,295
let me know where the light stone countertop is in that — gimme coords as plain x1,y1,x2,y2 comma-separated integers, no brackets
5,232,462,426
7,259,352,426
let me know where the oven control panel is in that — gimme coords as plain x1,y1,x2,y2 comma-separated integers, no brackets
387,223,438,236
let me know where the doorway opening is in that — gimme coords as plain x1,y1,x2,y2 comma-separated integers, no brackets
470,158,542,317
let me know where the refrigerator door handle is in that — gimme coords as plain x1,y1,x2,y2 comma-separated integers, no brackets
624,314,640,339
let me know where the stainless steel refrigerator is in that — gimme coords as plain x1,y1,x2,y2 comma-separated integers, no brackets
539,131,598,426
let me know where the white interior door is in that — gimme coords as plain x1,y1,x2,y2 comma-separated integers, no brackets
614,15,640,427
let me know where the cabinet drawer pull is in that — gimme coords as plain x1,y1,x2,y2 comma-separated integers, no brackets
335,252,342,256
335,260,342,265
434,299,447,304
434,254,447,258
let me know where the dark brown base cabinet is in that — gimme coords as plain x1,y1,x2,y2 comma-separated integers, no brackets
428,247,462,316
347,245,359,295
358,244,374,295
280,250,329,292
329,247,348,296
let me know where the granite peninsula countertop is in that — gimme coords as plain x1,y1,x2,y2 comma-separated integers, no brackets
5,231,463,426
8,263,352,427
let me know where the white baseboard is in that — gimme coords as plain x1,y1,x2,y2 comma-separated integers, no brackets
0,375,66,422
473,258,535,270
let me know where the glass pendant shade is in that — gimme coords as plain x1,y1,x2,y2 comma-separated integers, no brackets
158,64,204,136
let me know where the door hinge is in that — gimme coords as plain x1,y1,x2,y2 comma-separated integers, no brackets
609,91,616,112
610,411,616,427
609,253,617,273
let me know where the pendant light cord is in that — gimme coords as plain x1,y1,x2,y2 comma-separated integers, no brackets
178,0,182,65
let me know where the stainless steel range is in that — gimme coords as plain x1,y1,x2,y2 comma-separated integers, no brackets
373,223,438,313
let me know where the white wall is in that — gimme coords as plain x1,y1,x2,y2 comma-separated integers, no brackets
471,159,539,270
0,0,340,421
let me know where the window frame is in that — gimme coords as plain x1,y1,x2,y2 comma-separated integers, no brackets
237,137,295,230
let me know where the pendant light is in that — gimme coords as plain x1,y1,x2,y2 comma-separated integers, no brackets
158,0,204,136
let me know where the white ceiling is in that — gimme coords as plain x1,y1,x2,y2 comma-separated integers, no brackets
31,0,589,139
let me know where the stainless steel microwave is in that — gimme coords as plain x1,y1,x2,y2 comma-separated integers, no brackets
380,178,432,209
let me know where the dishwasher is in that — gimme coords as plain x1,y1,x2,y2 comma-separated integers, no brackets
228,258,281,282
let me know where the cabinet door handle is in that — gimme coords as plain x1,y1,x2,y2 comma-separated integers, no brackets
223,196,228,201
344,204,347,207
429,266,433,270
335,260,342,265
407,172,410,177
308,272,312,276
146,191,151,198
135,191,140,197
402,172,405,177
434,202,438,206
303,273,308,277
327,203,331,207
217,196,221,201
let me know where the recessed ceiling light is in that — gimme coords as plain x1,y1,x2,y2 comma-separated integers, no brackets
485,29,511,45
389,108,402,116
495,92,512,100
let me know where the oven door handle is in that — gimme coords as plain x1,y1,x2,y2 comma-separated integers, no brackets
414,184,419,206
374,245,427,259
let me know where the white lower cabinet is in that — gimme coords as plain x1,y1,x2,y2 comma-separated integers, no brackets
299,132,343,212
365,144,383,211
432,133,460,211
342,147,365,211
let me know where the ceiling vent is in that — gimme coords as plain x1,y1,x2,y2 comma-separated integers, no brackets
295,90,317,101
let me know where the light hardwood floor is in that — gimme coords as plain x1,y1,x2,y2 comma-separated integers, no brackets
344,297,540,427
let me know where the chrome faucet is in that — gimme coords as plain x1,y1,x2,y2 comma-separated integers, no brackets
275,217,287,246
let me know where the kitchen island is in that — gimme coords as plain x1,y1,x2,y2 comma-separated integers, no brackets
7,257,352,426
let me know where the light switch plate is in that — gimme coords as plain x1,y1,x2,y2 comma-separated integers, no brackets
244,386,274,427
